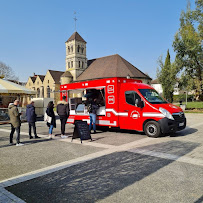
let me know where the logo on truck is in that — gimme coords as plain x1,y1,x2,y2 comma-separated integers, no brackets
108,96,115,104
130,111,140,119
107,85,114,94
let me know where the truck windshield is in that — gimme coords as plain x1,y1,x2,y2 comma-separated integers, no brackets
138,89,168,104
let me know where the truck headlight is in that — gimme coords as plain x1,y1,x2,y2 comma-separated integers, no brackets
159,107,174,120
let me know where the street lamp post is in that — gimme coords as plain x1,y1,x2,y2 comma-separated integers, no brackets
184,90,188,105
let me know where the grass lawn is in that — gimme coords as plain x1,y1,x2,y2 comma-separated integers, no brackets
175,102,203,109
184,102,203,109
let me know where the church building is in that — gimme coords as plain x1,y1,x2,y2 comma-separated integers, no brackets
61,31,151,84
26,31,151,104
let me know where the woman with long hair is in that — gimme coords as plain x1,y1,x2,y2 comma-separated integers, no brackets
46,101,56,139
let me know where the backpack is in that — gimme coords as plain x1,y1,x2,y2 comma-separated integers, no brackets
87,103,92,113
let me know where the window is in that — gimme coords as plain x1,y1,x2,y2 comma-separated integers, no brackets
125,91,141,106
41,87,44,98
68,46,70,53
82,61,84,68
37,88,40,98
81,47,84,53
48,80,49,84
76,104,85,113
77,45,80,53
139,89,167,104
71,61,73,68
47,86,50,98
71,46,73,52
79,61,80,68
68,62,70,68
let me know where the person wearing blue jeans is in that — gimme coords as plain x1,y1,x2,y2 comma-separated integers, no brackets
89,113,96,133
49,125,54,135
89,98,99,134
46,101,56,139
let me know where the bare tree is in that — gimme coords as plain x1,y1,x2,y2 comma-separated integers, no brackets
0,61,19,81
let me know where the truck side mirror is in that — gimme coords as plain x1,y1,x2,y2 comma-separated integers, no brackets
137,100,144,108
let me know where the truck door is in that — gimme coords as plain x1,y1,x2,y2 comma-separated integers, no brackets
119,87,143,131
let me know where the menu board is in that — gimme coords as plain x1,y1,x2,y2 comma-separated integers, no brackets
72,121,92,143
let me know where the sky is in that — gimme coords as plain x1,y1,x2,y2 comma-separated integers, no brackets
0,0,196,82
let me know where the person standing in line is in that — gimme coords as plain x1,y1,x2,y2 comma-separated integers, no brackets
26,101,40,139
8,100,24,146
89,98,99,134
46,101,56,139
57,96,70,138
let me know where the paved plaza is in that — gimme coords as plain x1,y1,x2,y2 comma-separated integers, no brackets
0,113,203,203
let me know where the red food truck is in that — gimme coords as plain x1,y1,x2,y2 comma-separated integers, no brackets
60,77,186,137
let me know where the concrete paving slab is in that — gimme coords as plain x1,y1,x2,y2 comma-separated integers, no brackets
5,151,203,203
0,129,104,181
0,113,203,202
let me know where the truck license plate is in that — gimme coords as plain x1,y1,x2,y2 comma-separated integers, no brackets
179,122,184,127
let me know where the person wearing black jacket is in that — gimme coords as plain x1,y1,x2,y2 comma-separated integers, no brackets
89,98,99,134
26,101,40,139
57,96,70,138
46,101,56,139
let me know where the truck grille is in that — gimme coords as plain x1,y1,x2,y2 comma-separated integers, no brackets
172,112,185,122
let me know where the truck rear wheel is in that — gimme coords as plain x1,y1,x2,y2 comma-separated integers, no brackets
144,121,161,138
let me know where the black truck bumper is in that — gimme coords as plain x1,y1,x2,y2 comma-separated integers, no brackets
158,116,186,134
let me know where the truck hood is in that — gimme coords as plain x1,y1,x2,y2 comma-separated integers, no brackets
153,103,183,114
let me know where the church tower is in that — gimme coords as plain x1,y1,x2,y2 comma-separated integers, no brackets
65,32,87,81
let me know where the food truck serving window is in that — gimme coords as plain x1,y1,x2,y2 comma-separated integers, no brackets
68,88,106,115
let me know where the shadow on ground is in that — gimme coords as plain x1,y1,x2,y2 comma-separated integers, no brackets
0,136,52,149
6,140,199,203
170,127,198,137
97,126,145,135
194,195,203,203
97,126,197,138
131,140,200,157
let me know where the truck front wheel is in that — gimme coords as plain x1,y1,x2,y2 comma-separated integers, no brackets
144,121,161,138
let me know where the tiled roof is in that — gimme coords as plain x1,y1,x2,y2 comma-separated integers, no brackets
77,54,151,81
87,59,96,67
30,77,37,83
61,71,72,78
48,70,64,83
38,75,45,82
66,32,86,43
